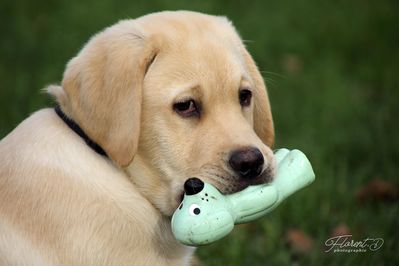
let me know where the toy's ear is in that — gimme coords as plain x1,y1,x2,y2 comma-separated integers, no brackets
184,178,205,195
50,21,158,167
241,48,275,148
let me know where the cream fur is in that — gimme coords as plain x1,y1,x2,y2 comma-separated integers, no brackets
0,11,274,265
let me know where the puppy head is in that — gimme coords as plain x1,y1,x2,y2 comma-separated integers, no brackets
126,12,275,215
50,11,274,216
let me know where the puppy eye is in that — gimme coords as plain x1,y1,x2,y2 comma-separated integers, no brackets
173,99,199,117
239,89,252,107
188,204,201,216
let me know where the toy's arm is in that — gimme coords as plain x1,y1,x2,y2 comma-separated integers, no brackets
227,185,278,223
273,149,315,201
274,148,290,164
231,149,315,224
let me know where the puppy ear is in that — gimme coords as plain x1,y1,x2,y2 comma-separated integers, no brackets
242,49,275,147
58,22,157,167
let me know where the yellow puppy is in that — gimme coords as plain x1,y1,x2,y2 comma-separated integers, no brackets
0,11,274,265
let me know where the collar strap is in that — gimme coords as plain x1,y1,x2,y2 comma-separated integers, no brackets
54,105,108,157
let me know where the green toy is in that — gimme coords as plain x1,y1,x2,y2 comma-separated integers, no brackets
171,149,315,246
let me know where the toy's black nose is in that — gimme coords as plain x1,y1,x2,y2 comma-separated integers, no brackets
229,147,264,179
184,177,204,195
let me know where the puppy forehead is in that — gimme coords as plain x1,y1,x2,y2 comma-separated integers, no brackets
144,42,248,101
144,57,246,108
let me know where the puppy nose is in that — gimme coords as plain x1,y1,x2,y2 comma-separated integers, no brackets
229,147,264,179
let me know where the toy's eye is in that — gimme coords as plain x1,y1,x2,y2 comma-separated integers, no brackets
189,204,201,216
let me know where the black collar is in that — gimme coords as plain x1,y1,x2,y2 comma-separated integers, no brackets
54,105,108,157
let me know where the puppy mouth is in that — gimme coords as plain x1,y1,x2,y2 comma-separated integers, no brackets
200,167,274,195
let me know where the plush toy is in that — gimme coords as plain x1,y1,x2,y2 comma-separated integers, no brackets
171,148,315,246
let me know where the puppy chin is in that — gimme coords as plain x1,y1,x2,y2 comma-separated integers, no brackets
156,198,179,217
162,183,185,216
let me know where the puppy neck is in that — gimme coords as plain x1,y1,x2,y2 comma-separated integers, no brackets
54,105,108,157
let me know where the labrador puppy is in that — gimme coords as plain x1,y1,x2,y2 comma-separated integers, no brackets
0,11,274,265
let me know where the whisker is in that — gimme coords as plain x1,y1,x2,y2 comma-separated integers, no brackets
260,70,286,79
264,77,278,88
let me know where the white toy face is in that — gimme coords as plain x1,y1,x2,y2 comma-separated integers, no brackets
172,178,235,245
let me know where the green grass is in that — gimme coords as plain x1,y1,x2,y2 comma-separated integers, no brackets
1,0,398,265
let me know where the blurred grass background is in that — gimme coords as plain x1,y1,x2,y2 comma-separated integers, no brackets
1,0,398,265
